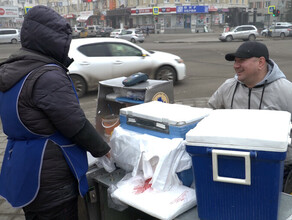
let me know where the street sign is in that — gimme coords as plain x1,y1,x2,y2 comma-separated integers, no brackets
153,7,159,15
24,6,32,14
268,5,275,14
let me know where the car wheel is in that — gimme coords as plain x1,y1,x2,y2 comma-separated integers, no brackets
131,38,136,43
262,33,267,37
11,38,17,44
155,66,177,84
226,35,233,42
70,75,87,98
280,33,285,39
248,35,256,41
139,41,144,43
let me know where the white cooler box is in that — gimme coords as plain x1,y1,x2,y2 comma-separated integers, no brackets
186,109,292,220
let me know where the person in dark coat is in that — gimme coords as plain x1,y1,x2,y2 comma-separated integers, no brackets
0,5,110,219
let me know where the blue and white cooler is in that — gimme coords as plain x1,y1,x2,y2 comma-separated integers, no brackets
119,101,212,139
186,109,292,220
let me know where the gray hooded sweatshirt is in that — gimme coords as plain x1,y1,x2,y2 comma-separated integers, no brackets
208,59,292,164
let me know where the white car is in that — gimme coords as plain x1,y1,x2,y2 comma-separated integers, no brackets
110,29,123,38
68,38,186,97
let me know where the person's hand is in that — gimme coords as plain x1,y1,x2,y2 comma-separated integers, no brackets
105,151,111,159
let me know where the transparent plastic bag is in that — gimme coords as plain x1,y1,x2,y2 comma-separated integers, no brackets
107,184,128,211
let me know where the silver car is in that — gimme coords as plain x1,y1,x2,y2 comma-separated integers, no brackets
219,25,259,42
87,25,101,37
72,26,84,38
0,29,20,44
261,28,269,37
268,25,292,39
117,28,145,43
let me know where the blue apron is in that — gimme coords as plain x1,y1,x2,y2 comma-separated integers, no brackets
0,66,89,208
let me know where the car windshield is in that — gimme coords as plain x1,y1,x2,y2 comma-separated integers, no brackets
230,27,236,32
135,30,143,34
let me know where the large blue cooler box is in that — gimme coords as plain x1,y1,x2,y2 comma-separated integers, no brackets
119,101,212,186
119,101,212,139
186,109,291,220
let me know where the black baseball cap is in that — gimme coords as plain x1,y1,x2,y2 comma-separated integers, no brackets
225,41,269,61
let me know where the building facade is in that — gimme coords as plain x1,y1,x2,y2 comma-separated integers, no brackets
0,0,291,30
248,0,292,27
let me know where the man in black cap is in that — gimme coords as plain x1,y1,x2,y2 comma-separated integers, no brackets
208,41,292,192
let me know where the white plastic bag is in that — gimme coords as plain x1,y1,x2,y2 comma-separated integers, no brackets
110,127,142,172
110,127,190,190
111,174,197,220
175,142,192,173
87,153,116,173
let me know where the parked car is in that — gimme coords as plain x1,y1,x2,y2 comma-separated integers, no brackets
79,28,88,38
289,28,292,37
117,28,145,43
219,25,259,42
0,28,20,44
72,26,84,38
99,27,113,37
272,22,292,26
87,25,101,37
268,25,292,39
110,29,123,38
68,38,186,97
261,28,269,37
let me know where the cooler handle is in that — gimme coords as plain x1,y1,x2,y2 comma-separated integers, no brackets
212,149,251,185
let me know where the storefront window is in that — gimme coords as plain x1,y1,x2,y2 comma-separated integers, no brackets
164,16,171,28
196,16,204,26
212,14,220,25
184,14,191,28
176,15,184,28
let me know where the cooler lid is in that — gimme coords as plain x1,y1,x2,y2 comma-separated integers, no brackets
120,101,213,126
186,109,291,152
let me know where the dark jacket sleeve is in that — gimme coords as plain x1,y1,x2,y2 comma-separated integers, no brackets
72,119,110,157
32,68,110,157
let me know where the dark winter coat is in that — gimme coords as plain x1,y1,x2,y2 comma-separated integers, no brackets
0,5,110,211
